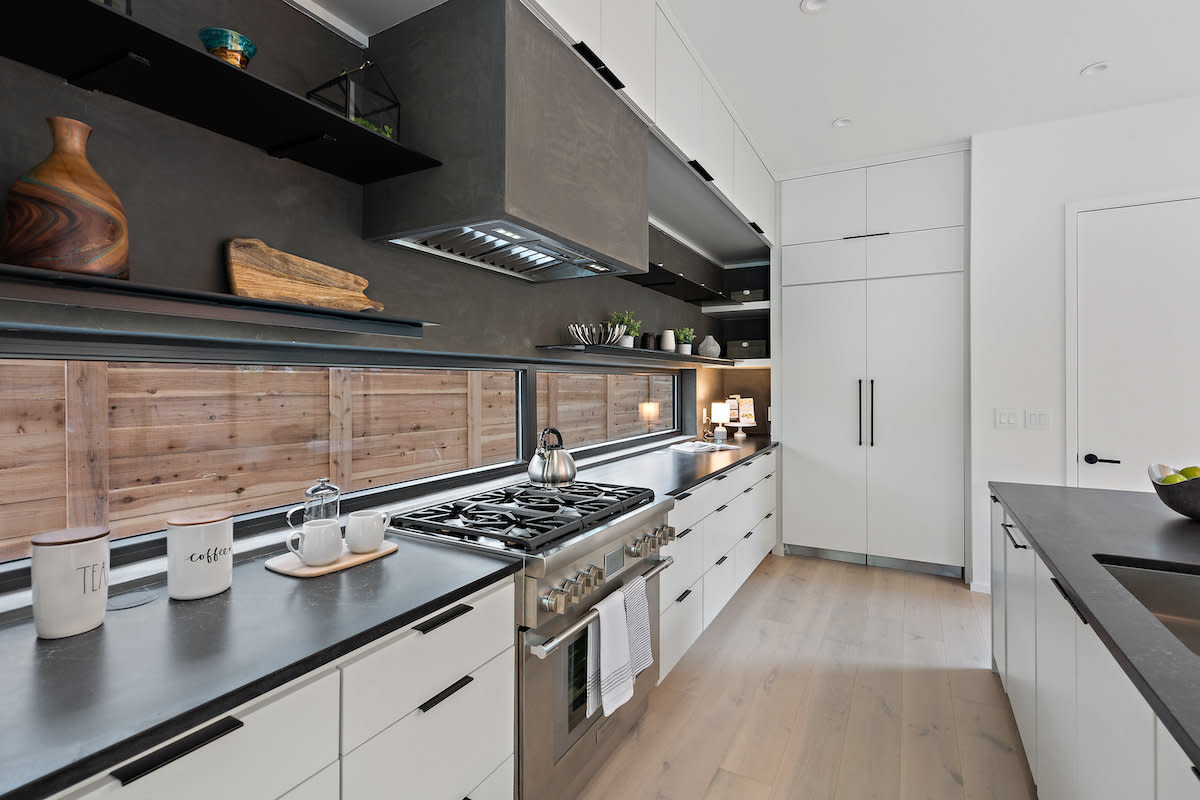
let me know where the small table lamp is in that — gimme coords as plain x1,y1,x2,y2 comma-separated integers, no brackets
711,401,730,443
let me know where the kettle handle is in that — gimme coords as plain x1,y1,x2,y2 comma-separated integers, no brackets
540,427,564,449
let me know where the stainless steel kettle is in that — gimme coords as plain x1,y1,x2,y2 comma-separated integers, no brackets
527,427,577,487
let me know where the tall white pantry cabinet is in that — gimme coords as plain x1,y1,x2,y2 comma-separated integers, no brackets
778,151,968,571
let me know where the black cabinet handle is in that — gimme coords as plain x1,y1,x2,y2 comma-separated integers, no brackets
675,589,692,603
765,512,773,519
714,474,728,481
716,556,728,566
419,675,474,713
744,531,754,539
676,491,692,500
1001,523,1027,550
869,379,875,447
749,221,764,235
677,527,693,539
1191,765,1200,783
715,504,728,513
765,473,774,479
842,231,891,240
990,495,1000,504
571,42,625,90
743,487,754,494
111,716,243,785
1050,577,1088,625
688,160,715,182
415,603,473,634
1083,453,1121,465
857,379,863,446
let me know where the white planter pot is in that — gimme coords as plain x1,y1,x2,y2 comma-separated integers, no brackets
659,330,676,351
618,335,634,348
676,343,692,355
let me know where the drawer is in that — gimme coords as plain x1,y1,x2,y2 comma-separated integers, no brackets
467,754,514,800
747,450,777,485
704,487,759,564
659,517,704,614
668,480,717,533
342,647,515,800
279,762,339,800
757,513,777,561
342,580,514,753
712,462,756,506
659,577,703,683
703,552,735,628
78,671,340,800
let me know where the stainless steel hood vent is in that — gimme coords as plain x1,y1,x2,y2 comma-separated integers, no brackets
364,0,649,282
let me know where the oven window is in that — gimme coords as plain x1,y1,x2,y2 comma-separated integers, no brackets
566,629,591,731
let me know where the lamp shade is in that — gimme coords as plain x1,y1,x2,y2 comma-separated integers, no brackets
711,401,730,424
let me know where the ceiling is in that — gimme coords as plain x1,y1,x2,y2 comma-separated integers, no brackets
284,0,447,42
662,0,1200,177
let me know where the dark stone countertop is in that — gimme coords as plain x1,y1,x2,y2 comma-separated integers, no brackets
990,482,1200,770
0,436,776,800
0,538,521,800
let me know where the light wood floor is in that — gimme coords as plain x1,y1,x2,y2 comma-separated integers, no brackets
577,555,1036,800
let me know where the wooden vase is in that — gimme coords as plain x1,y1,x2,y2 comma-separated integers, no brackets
1,117,129,278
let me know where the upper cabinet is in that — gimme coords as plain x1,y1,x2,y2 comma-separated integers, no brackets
698,78,734,196
537,0,602,50
733,127,776,245
781,168,866,244
601,0,656,116
654,8,703,160
866,152,967,233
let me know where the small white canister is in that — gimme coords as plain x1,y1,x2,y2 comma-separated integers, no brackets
31,526,110,639
167,509,234,600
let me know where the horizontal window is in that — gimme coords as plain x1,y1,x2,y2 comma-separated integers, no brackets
0,360,518,563
535,371,677,450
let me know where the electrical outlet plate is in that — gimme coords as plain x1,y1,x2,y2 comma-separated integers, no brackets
995,408,1020,429
1025,409,1051,430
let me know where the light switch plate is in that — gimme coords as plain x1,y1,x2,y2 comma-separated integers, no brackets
1025,409,1051,430
995,408,1020,429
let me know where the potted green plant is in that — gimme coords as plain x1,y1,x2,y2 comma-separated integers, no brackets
609,310,641,347
674,327,695,355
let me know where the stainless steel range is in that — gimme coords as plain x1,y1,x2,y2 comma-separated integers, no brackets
390,480,676,800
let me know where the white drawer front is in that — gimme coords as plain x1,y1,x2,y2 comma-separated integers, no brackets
279,761,339,800
757,513,777,561
710,466,754,508
659,517,704,614
866,225,965,280
702,553,735,628
668,481,716,533
81,671,340,800
342,580,514,753
782,238,866,285
750,451,777,484
342,647,515,800
734,532,758,590
467,754,514,800
659,578,703,683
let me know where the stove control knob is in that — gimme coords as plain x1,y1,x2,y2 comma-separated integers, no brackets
627,539,644,557
540,588,569,615
654,525,676,546
561,577,584,602
576,569,597,591
639,533,660,556
585,564,605,586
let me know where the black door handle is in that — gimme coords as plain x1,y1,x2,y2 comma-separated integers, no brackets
869,379,875,447
1001,522,1027,550
857,379,863,446
1050,577,1088,625
1083,453,1121,465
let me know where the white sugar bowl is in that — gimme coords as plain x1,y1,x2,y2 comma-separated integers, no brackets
167,509,234,600
31,526,110,639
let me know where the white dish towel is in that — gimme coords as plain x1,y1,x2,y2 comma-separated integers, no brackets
586,589,634,717
623,575,654,678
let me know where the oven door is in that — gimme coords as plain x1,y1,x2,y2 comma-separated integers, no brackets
520,560,665,800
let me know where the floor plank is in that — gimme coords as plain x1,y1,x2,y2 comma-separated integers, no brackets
577,556,1036,800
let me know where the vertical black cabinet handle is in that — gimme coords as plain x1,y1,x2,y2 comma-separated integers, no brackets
857,379,863,446
1050,577,1089,625
869,379,875,446
1001,523,1027,550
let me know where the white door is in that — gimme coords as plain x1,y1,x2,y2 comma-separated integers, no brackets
653,9,701,158
538,0,601,48
865,272,965,567
697,78,733,196
599,0,654,116
1035,557,1078,800
780,168,865,245
780,282,868,554
866,152,966,234
1076,196,1200,490
1005,528,1037,778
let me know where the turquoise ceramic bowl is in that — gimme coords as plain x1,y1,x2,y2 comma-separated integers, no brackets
198,27,258,69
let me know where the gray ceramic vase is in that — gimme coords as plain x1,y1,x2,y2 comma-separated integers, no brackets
697,335,721,358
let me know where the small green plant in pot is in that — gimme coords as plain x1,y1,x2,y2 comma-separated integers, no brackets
674,327,695,355
609,310,641,347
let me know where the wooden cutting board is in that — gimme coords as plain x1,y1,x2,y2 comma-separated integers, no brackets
265,540,398,578
226,238,383,312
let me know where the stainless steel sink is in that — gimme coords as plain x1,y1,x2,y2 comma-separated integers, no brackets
1101,560,1200,657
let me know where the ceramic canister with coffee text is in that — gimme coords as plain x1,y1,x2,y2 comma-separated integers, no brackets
167,509,234,600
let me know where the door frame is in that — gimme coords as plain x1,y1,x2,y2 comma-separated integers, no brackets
1064,188,1200,486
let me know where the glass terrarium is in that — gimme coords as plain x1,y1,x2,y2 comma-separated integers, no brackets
307,57,400,141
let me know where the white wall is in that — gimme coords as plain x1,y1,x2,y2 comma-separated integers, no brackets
969,94,1200,590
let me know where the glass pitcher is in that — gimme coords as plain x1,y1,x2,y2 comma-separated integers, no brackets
285,478,341,529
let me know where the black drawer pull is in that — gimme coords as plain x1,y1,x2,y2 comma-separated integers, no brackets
419,675,474,713
744,531,754,539
415,603,473,634
715,504,728,513
716,556,728,566
765,473,774,479
675,491,692,500
714,474,728,481
112,716,243,785
677,527,693,539
765,512,773,519
688,159,715,182
1001,523,1027,550
842,231,891,240
990,495,1000,504
1191,765,1200,783
1050,577,1088,625
749,221,764,234
675,589,692,603
743,487,754,494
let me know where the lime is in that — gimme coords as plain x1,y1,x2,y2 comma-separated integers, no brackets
1180,466,1200,480
1161,473,1187,485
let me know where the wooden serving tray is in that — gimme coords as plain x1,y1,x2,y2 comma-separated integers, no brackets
264,541,398,578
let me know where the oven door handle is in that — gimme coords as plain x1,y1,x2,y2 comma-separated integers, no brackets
526,556,674,660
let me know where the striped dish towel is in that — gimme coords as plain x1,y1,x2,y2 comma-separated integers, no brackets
623,575,654,677
594,589,635,716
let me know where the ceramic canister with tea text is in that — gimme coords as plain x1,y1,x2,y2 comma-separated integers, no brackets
31,526,110,639
167,509,234,600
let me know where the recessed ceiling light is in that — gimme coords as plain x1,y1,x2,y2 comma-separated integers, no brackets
800,0,828,12
832,117,852,128
1081,61,1110,77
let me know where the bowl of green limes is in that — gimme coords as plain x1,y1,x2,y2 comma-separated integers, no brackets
1148,464,1200,520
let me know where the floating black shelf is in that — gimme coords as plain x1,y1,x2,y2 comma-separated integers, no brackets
0,263,434,344
620,262,739,305
0,0,441,184
538,344,736,366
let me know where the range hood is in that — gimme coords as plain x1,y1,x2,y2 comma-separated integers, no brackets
363,0,649,281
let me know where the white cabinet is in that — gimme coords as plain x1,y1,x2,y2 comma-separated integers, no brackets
1156,720,1199,800
1076,623,1155,800
654,8,701,160
702,551,735,627
866,226,965,279
1035,557,1078,800
866,152,967,234
468,755,516,800
782,239,865,285
697,78,734,196
733,126,776,244
780,168,865,244
1004,521,1037,778
990,496,1007,685
659,518,703,613
599,0,654,116
537,0,601,50
658,577,703,682
280,762,340,800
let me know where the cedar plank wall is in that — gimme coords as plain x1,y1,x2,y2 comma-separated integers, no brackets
0,364,517,559
537,373,675,449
